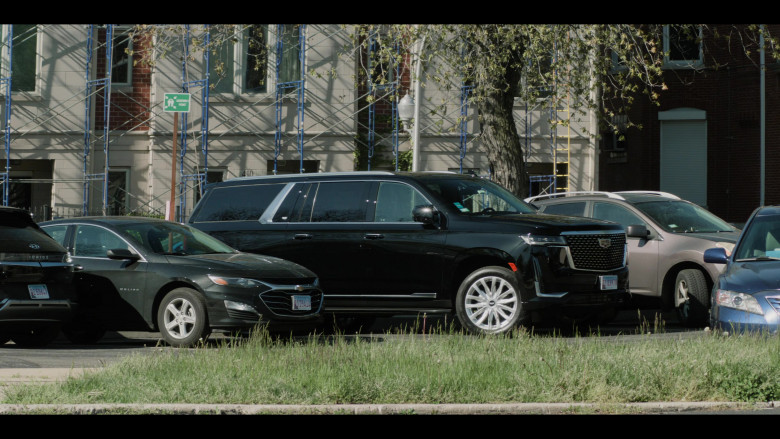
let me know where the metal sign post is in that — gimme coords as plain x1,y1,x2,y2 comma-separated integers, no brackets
163,93,190,221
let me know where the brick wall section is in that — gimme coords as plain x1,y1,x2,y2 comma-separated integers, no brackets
94,29,152,132
600,25,780,223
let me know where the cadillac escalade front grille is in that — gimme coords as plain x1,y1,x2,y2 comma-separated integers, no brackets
563,232,626,271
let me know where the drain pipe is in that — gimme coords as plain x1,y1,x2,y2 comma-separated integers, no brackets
760,24,766,206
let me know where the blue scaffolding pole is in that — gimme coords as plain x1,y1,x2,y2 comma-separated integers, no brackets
0,25,12,207
177,25,211,223
83,24,113,215
273,24,306,174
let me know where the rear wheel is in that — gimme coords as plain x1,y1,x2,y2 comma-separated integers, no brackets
674,269,709,327
455,266,526,335
157,288,210,348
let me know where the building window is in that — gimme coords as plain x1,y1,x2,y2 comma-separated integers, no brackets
209,24,301,95
663,25,703,68
111,29,132,86
108,169,129,215
1,24,38,93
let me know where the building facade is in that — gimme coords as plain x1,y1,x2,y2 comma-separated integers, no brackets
0,24,599,221
599,24,779,225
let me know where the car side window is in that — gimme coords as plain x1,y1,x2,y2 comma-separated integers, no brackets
191,183,285,222
374,182,427,222
592,202,646,229
42,225,69,247
307,181,373,222
73,225,130,258
541,201,587,217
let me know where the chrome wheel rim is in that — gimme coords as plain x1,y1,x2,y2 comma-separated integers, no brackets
464,275,519,332
676,279,690,320
163,298,197,340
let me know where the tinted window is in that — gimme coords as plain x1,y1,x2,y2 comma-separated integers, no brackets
592,202,645,228
42,225,68,246
73,225,131,258
191,183,285,222
734,215,780,260
542,202,586,217
418,177,536,215
309,182,372,222
634,200,733,233
0,210,64,253
374,182,428,222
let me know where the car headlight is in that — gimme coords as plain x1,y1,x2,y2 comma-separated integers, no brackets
521,234,567,246
714,289,764,315
208,274,267,289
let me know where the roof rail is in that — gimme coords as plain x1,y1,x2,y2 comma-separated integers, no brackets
613,191,680,200
524,191,625,203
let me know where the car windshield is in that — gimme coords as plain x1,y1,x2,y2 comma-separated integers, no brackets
417,176,536,215
121,222,236,256
734,215,780,261
633,200,734,234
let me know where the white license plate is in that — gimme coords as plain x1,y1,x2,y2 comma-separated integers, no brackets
292,295,311,311
28,284,50,299
599,275,618,291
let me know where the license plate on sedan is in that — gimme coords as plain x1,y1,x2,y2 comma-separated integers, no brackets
28,284,50,299
292,295,311,311
599,275,617,291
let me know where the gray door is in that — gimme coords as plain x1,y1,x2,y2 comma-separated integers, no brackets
660,118,707,207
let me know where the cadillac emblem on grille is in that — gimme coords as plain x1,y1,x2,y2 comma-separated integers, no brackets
598,238,612,249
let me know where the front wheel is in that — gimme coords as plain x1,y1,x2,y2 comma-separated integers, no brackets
455,266,526,335
157,288,210,348
674,269,709,327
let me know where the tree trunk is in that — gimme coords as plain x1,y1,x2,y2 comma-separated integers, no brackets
475,65,529,198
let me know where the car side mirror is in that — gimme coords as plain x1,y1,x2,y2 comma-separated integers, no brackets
412,205,440,227
107,248,140,261
626,224,649,239
703,247,729,264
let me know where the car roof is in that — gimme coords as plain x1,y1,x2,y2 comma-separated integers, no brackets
208,170,473,188
526,191,682,205
755,205,780,217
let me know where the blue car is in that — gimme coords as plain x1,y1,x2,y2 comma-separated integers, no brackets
704,206,780,334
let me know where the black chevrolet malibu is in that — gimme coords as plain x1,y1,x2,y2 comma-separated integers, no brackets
40,217,323,347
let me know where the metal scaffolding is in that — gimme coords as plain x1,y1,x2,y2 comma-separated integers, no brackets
273,24,307,174
0,25,12,207
83,24,114,215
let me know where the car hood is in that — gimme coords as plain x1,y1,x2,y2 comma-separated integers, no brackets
671,231,740,243
164,252,317,280
467,213,623,234
723,260,780,294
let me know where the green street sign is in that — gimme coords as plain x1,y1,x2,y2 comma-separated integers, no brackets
163,93,191,112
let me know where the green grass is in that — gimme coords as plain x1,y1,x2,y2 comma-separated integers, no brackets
3,324,779,405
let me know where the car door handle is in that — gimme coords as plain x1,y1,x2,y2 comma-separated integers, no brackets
294,233,313,240
364,233,384,240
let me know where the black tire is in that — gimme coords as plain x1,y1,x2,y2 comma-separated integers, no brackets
455,266,526,335
157,288,210,348
9,324,61,348
674,269,709,327
62,319,107,345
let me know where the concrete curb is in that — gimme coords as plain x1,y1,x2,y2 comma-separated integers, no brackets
0,401,774,415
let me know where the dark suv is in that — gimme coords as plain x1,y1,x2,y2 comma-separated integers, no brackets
527,191,740,327
0,207,75,347
189,172,630,334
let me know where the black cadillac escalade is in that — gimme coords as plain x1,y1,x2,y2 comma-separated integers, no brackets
189,172,630,334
